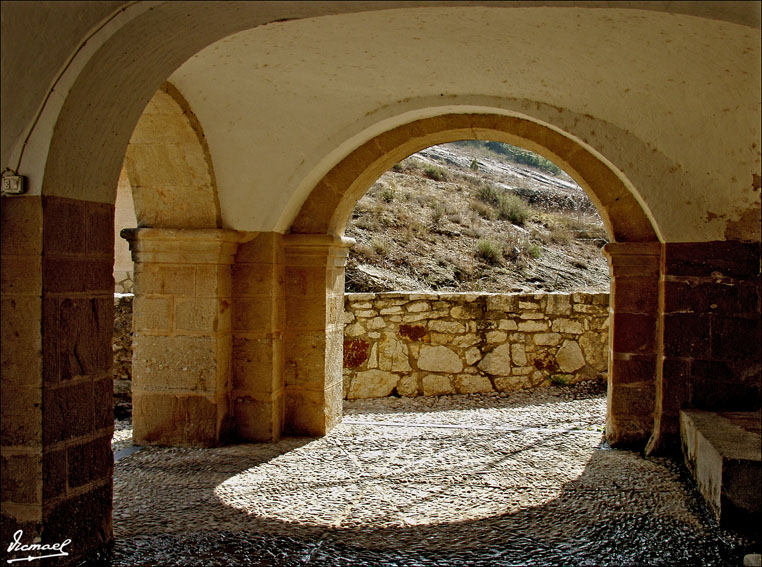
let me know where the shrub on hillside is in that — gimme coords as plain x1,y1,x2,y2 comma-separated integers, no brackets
447,212,463,225
470,200,495,220
356,217,381,231
477,183,501,206
548,225,572,244
476,240,503,264
497,193,530,225
424,165,448,181
525,243,542,259
430,202,446,225
380,184,396,203
558,216,609,241
371,238,389,256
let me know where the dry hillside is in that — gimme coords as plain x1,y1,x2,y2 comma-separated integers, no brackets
345,142,611,293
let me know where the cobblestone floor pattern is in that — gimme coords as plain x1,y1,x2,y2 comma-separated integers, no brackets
91,382,754,566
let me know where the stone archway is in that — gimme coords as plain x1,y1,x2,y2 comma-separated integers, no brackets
115,83,221,292
292,113,657,243
290,112,662,450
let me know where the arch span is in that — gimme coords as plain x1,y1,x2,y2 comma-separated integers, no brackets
291,112,658,243
290,110,663,451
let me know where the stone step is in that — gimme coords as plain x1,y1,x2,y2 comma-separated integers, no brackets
680,409,761,538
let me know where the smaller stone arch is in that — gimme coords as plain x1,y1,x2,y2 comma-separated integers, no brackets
289,112,662,449
122,82,221,229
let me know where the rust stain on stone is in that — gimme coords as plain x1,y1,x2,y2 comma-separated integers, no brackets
399,324,427,342
533,356,558,372
343,339,369,368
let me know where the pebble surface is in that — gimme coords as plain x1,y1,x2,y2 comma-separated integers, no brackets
91,382,754,566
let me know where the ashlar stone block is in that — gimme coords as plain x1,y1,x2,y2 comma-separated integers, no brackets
422,374,453,396
557,340,586,373
534,333,562,346
580,331,608,371
546,294,572,315
518,320,549,332
455,375,493,394
511,344,527,366
429,320,466,334
378,335,411,372
418,345,462,373
465,346,482,365
486,331,508,343
397,375,418,397
478,343,512,376
552,318,584,334
348,370,398,399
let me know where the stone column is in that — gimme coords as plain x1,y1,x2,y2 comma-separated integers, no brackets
231,233,285,442
122,228,250,447
282,234,354,436
2,195,114,558
602,242,662,448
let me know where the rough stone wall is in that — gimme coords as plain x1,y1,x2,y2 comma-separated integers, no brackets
111,291,609,406
343,292,609,399
113,295,133,416
114,271,134,294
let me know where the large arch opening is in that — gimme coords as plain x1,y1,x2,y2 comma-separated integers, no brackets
343,140,610,294
287,111,660,449
114,83,240,448
291,112,657,243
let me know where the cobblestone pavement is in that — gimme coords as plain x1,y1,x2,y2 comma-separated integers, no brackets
88,382,755,566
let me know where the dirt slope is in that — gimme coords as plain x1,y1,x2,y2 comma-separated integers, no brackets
345,142,611,294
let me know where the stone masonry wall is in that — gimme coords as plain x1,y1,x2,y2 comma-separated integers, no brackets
112,291,610,406
343,292,609,399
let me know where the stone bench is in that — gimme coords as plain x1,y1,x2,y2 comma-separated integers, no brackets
680,409,761,537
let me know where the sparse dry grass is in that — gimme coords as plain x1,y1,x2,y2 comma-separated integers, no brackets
344,143,610,293
476,240,502,264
